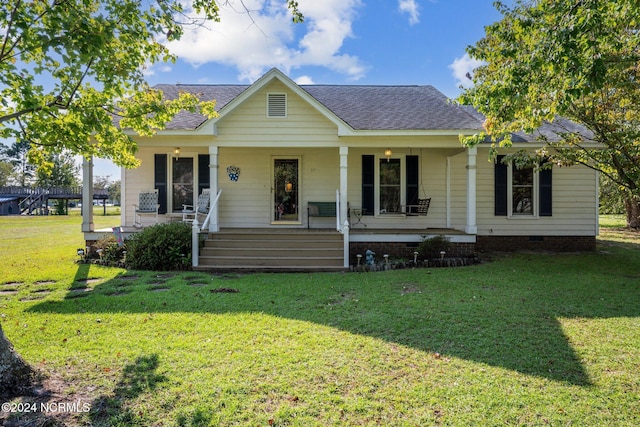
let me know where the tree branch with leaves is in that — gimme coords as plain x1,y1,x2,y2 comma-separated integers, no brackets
0,0,301,170
457,0,640,225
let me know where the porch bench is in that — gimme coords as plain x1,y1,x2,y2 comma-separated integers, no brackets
307,201,337,229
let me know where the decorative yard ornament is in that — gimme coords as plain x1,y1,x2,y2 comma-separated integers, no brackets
227,165,240,182
365,249,376,266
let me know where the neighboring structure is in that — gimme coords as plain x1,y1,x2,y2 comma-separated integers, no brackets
82,68,598,270
0,196,19,215
0,186,110,216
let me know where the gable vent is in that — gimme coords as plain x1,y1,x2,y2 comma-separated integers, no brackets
267,93,287,118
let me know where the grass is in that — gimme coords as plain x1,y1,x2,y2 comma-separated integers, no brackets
1,214,639,426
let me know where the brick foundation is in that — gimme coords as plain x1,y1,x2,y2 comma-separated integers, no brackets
349,235,596,265
476,235,596,252
349,241,476,265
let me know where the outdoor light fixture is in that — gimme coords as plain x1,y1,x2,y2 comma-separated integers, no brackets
384,148,392,162
285,182,293,192
173,147,181,157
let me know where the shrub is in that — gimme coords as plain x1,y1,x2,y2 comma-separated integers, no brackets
125,222,192,271
93,235,126,266
416,235,451,259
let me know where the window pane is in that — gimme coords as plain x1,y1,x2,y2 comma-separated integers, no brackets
173,157,193,211
512,166,533,215
274,159,299,221
513,167,533,185
512,187,533,214
380,159,400,213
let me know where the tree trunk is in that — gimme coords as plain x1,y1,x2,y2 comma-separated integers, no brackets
0,323,35,396
624,196,640,228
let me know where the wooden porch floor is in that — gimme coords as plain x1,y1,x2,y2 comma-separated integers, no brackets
91,226,469,236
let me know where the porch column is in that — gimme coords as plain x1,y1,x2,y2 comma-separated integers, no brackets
81,156,94,232
339,146,349,229
465,146,477,234
209,146,219,232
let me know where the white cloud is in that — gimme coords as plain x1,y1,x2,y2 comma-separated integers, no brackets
449,53,484,88
295,75,314,84
398,0,420,25
163,0,366,82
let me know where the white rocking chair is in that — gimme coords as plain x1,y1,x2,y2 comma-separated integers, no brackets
133,189,159,228
182,189,210,224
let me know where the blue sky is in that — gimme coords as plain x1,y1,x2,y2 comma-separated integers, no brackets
98,0,506,177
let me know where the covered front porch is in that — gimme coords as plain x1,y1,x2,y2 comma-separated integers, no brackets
81,143,481,270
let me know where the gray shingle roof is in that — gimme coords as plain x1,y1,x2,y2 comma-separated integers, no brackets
460,106,594,143
301,85,482,130
153,84,248,130
151,82,590,143
153,83,484,131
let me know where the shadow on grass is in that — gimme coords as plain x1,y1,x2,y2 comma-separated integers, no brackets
27,248,640,387
90,354,169,426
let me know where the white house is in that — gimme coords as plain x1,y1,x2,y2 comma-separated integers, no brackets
82,68,598,270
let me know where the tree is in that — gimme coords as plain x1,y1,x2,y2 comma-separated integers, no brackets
0,161,14,186
35,151,79,188
0,0,302,395
1,140,36,186
0,0,302,170
94,175,121,205
107,179,121,206
458,0,640,226
0,323,37,396
36,151,80,214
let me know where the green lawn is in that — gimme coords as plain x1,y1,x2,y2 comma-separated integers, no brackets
1,214,639,426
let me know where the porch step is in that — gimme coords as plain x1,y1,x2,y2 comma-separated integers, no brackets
195,229,346,272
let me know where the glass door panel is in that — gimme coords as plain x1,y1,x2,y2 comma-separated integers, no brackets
172,157,194,211
379,158,401,213
273,158,299,222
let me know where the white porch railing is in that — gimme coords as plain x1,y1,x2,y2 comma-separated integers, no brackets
192,189,222,268
201,189,222,232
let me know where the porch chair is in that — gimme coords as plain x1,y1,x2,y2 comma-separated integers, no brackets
404,198,431,217
133,189,159,228
182,189,210,225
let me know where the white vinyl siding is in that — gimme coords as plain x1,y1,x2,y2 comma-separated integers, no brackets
218,81,338,146
475,147,597,236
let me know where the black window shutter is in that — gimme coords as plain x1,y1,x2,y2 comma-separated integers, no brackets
362,155,375,215
539,166,552,216
495,155,508,216
198,154,210,195
154,154,167,214
406,155,419,206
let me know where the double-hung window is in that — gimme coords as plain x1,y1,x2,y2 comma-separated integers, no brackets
362,155,419,216
495,155,552,217
510,165,535,215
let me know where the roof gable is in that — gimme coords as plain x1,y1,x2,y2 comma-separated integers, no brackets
152,68,484,134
